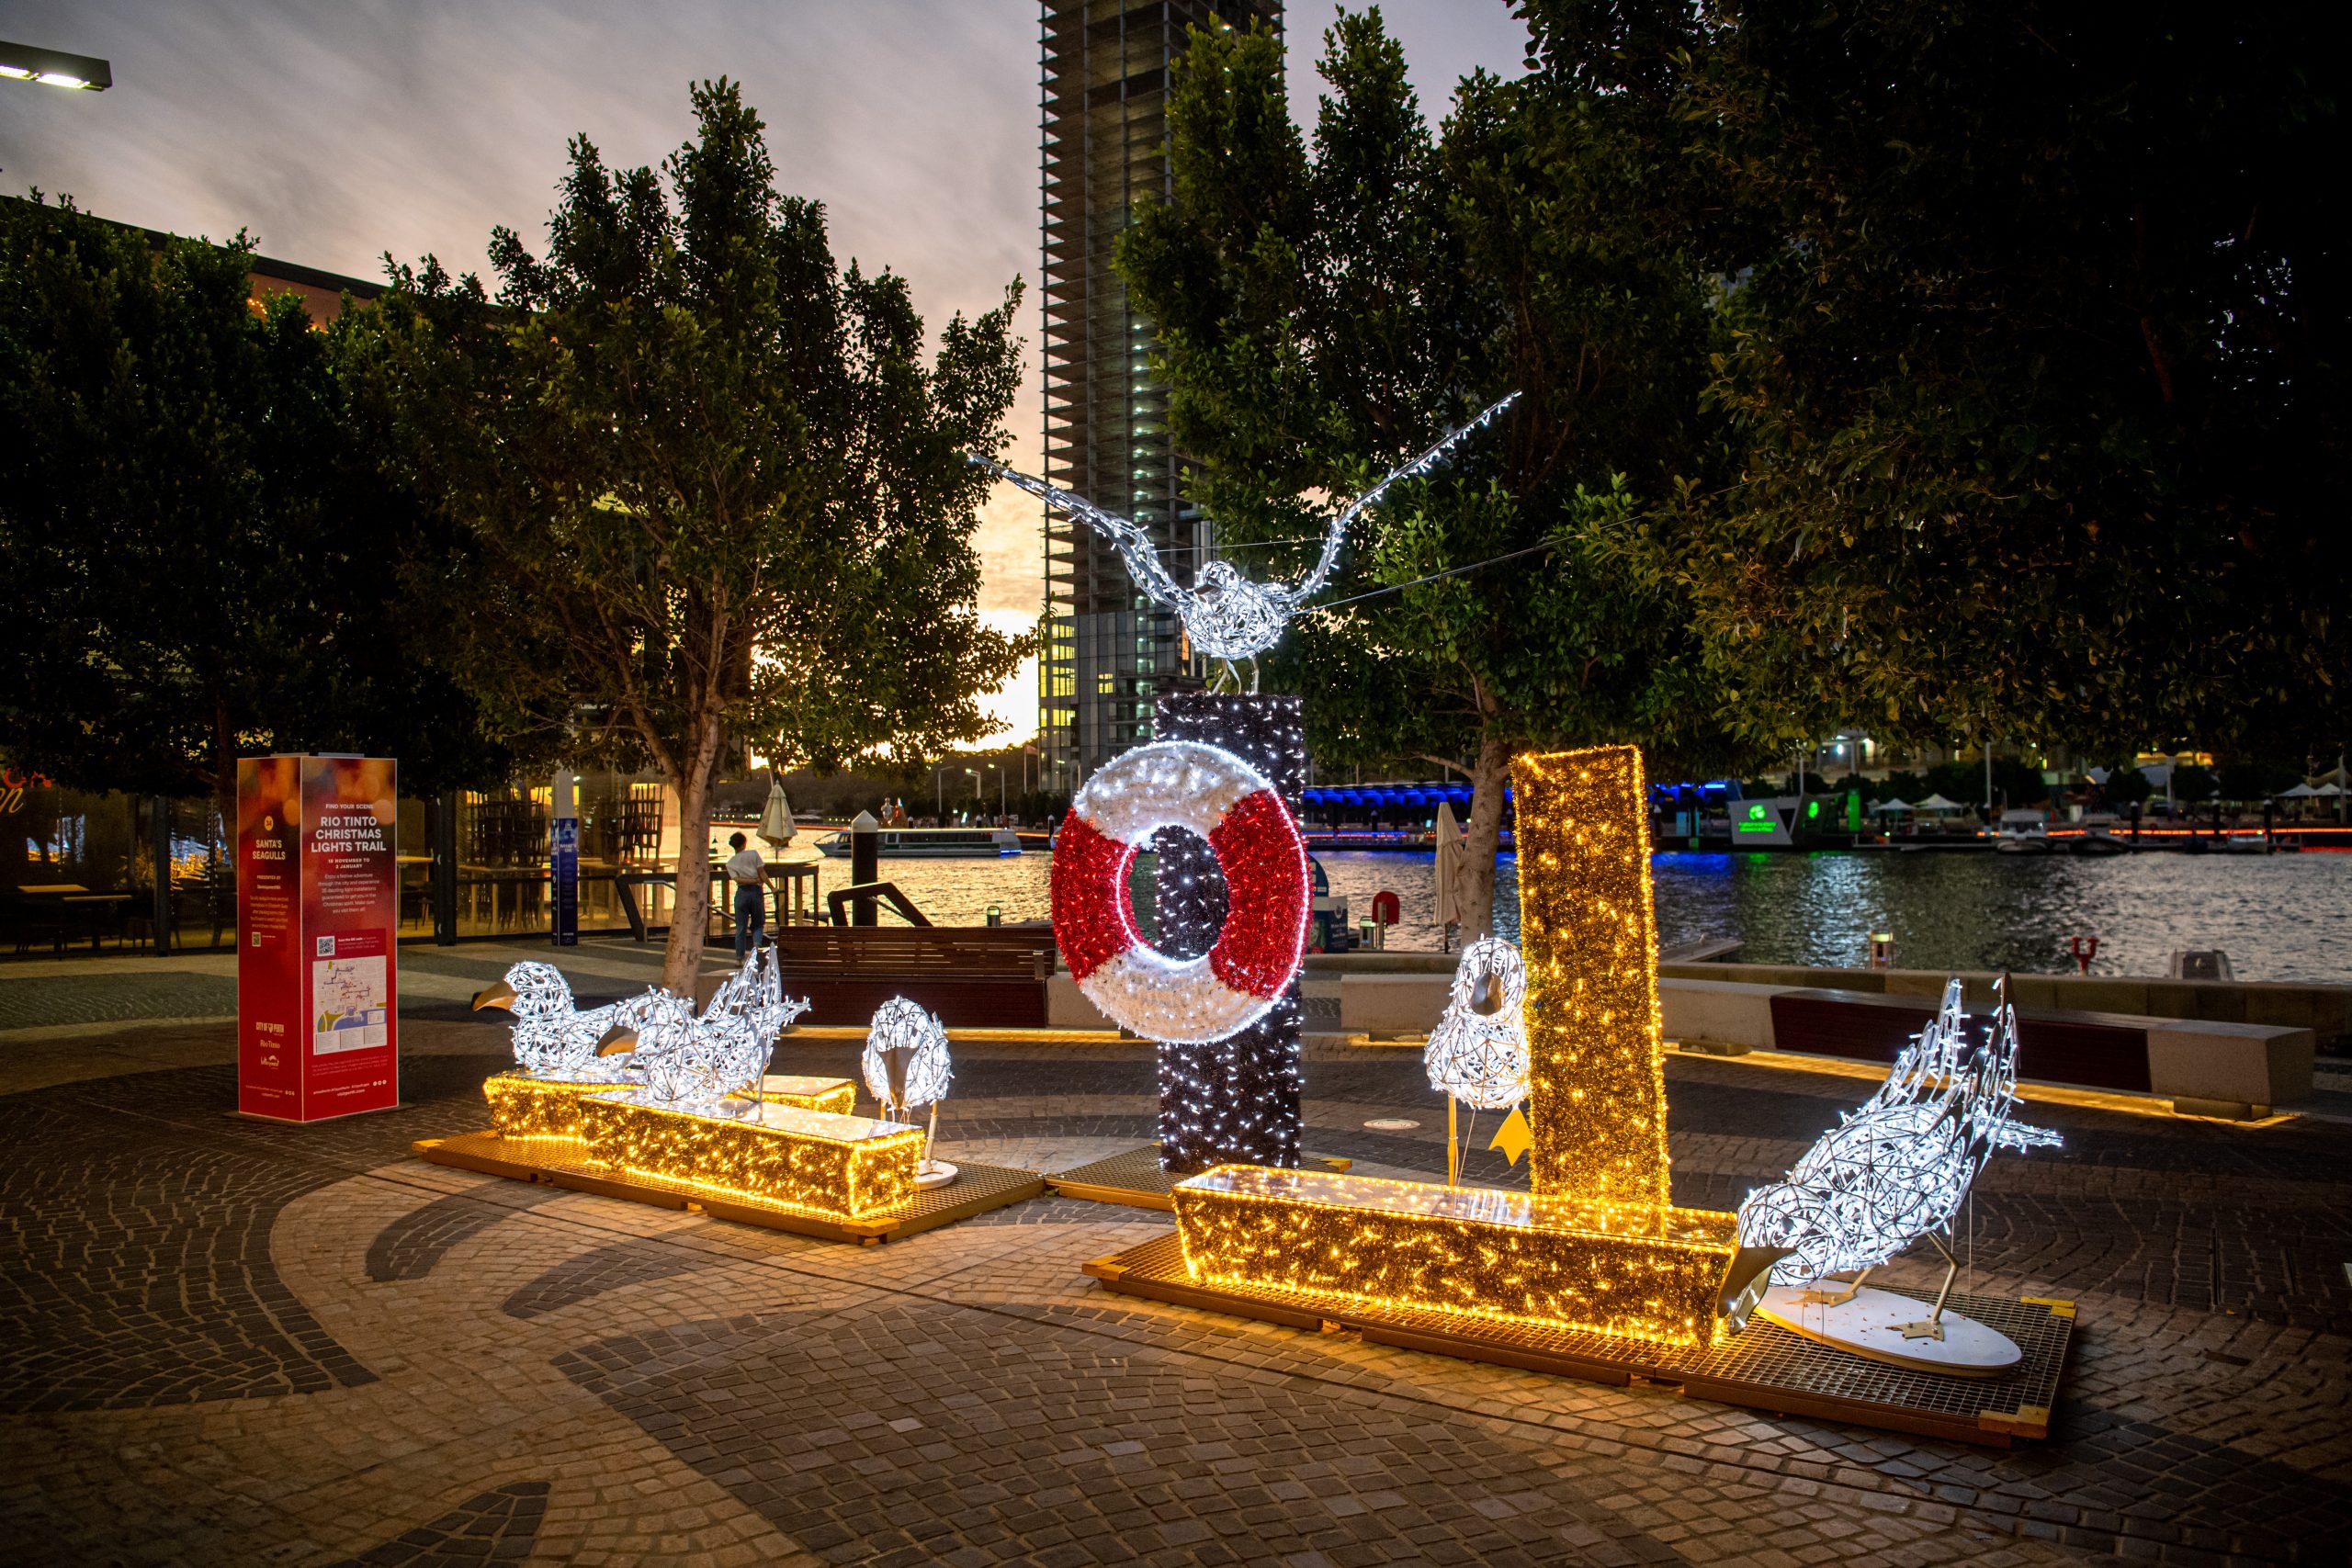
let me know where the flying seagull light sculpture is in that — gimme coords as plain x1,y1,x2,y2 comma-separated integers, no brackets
968,393,1519,688
1736,975,2061,1346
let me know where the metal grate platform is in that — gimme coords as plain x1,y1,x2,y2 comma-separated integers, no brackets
1046,1146,1353,1212
415,1131,1046,1245
1086,1232,2073,1448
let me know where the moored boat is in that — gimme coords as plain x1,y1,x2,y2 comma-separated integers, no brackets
814,827,1022,859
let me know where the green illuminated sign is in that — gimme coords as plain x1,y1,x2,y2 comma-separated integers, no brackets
1806,799,1821,819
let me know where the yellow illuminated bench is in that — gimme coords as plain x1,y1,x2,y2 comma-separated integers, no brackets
577,1095,922,1219
483,1070,856,1151
1173,1166,1744,1346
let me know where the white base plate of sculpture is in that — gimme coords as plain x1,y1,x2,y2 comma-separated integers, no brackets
915,1159,959,1190
1758,1285,2021,1378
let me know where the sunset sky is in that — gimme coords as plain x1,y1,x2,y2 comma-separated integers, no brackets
0,1,1532,739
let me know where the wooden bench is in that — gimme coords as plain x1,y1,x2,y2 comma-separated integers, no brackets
1768,987,2154,1091
767,927,1057,1028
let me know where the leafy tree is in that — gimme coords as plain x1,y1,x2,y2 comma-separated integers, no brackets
1116,12,1728,935
344,82,1025,993
0,195,507,815
1648,0,2349,759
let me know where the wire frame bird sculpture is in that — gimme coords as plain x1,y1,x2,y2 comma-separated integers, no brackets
1422,938,1532,1184
967,394,1519,690
1736,975,2061,1339
545,943,813,1116
470,961,669,1082
863,998,955,1183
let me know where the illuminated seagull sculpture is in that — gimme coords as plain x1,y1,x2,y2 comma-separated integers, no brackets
471,961,670,1081
633,942,811,1115
968,393,1519,690
1736,975,2060,1345
1422,937,1532,1184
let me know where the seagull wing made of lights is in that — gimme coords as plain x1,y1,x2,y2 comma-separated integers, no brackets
1736,975,2062,1284
967,393,1519,671
629,946,808,1112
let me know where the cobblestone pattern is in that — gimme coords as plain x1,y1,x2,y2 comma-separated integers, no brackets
0,1089,377,1413
0,971,237,1029
502,1235,718,1321
368,1182,567,1283
557,1299,1692,1568
328,1480,549,1566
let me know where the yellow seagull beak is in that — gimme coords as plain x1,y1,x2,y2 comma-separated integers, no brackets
470,979,518,1012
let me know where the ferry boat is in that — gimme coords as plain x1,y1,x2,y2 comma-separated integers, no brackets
813,827,1022,859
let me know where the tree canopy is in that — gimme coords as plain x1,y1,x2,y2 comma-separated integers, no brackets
1623,0,2349,759
342,80,1026,990
1116,12,1730,933
0,194,509,808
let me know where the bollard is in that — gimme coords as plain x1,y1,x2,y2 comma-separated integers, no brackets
850,809,879,926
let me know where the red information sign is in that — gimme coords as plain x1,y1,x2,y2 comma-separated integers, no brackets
237,755,401,1121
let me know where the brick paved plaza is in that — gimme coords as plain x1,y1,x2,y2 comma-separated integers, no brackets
3,941,2349,1566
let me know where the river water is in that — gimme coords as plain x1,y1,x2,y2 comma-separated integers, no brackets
807,847,2351,983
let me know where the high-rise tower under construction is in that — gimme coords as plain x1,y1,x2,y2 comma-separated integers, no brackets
1035,0,1282,785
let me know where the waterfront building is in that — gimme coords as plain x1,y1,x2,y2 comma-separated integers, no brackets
1035,0,1282,786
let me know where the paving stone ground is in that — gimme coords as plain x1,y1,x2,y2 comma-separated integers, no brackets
1,962,2348,1565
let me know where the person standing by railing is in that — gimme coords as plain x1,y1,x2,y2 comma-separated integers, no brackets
724,831,766,958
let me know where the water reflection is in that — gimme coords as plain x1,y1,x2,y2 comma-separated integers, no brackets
813,847,2351,983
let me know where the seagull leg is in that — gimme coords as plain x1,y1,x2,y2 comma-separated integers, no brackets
1898,1234,1960,1340
1803,1269,1871,1307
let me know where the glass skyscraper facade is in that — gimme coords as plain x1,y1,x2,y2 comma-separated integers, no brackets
1036,0,1282,786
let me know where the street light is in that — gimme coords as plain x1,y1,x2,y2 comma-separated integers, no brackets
0,41,112,91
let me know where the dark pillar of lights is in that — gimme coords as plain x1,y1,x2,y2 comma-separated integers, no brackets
1152,692,1305,1174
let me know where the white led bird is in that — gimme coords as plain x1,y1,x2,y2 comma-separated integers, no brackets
1736,975,2061,1339
1423,938,1529,1112
470,961,668,1081
967,394,1519,688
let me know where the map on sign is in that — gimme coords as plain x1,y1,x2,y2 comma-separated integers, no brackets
312,953,389,1055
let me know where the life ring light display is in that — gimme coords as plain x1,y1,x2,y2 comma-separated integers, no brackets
1052,740,1310,1044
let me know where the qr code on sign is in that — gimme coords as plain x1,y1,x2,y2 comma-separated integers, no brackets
316,935,335,957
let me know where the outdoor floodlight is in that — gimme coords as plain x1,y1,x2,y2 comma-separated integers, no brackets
0,40,111,91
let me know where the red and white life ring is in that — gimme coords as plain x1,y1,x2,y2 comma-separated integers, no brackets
1052,740,1310,1043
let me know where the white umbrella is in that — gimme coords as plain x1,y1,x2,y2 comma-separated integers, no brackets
1433,800,1466,931
1917,793,1966,813
2278,783,2320,799
1871,797,1915,815
757,780,797,847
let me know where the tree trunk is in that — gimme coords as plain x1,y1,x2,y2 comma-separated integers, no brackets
660,713,727,998
1455,730,1513,943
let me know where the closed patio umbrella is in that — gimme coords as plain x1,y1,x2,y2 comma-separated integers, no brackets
1433,800,1468,933
757,779,797,847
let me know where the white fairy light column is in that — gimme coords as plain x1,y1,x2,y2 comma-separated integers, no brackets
1152,693,1307,1173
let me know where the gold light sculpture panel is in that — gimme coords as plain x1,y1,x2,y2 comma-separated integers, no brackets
575,1097,922,1219
1173,1167,1738,1345
482,1071,857,1155
1171,743,1771,1348
1512,745,1673,1209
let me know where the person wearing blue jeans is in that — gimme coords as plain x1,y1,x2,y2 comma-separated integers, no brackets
724,831,766,958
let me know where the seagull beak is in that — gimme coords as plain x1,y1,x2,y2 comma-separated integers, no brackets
594,1025,639,1056
470,979,518,1012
